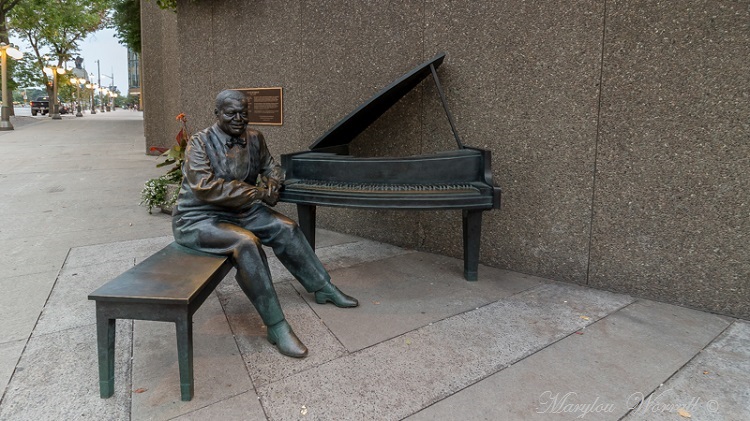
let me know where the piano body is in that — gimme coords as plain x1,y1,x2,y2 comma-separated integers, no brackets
279,53,501,281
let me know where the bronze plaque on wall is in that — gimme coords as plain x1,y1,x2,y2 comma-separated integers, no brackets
238,87,283,126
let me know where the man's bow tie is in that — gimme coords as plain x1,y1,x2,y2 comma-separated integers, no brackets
226,137,247,148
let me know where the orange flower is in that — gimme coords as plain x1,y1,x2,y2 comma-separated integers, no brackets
175,113,186,122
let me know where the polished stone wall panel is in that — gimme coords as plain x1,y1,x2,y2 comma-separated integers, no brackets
141,0,750,318
421,0,605,283
176,0,215,134
141,0,180,154
209,0,304,155
298,1,426,247
590,0,750,318
298,1,424,157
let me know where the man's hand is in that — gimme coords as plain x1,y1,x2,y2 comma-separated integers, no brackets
266,179,281,195
262,179,280,206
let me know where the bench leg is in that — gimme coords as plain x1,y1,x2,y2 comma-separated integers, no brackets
297,204,317,250
175,316,194,401
95,307,116,398
462,210,482,281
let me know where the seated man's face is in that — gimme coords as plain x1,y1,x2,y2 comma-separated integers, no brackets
217,97,249,137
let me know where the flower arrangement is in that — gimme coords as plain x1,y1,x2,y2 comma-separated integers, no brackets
139,113,190,213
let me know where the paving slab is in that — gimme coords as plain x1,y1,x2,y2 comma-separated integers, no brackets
33,258,135,337
407,299,732,420
130,293,254,421
65,235,174,269
0,239,71,278
296,251,546,351
0,225,172,279
257,283,634,420
217,237,409,296
0,322,133,421
170,391,266,420
312,228,363,249
0,168,163,195
0,270,58,343
220,283,348,388
622,320,750,421
313,238,411,274
0,340,25,396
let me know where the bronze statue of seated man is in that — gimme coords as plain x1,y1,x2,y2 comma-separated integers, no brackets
172,89,358,358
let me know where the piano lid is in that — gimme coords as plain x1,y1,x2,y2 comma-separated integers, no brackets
309,52,446,151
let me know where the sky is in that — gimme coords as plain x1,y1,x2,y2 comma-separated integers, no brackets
12,27,130,95
77,28,129,94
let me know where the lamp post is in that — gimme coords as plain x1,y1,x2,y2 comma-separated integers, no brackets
69,77,84,117
43,63,66,120
0,43,23,131
86,82,97,114
100,87,108,112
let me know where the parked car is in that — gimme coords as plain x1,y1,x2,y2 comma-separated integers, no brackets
30,96,69,116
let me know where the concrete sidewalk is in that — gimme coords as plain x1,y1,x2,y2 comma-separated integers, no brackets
0,111,747,420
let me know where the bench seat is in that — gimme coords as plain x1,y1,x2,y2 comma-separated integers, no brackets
88,242,232,401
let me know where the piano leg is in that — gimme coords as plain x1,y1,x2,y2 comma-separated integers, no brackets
462,210,482,281
297,204,317,250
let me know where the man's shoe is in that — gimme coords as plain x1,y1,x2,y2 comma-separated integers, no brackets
314,283,359,308
267,320,308,358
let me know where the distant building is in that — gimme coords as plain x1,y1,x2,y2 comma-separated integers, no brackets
127,49,140,98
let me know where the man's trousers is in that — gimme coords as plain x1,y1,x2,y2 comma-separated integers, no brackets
173,204,329,326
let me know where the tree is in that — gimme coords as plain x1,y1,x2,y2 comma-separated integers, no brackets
111,0,140,52
112,0,183,53
0,1,22,114
0,0,22,44
10,54,42,89
155,0,176,11
10,0,111,99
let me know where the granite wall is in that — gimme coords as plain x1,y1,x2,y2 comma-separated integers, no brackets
141,0,749,319
140,0,180,154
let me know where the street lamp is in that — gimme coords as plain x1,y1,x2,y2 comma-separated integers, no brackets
69,77,85,117
86,82,97,114
43,64,66,120
98,87,107,112
0,43,23,131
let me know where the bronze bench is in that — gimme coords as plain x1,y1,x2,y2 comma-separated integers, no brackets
88,242,232,401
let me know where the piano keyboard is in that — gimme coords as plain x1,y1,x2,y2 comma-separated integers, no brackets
285,180,480,194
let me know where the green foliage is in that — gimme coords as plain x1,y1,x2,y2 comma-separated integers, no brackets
140,114,191,213
16,86,44,104
10,55,42,90
113,0,191,53
155,0,177,11
111,0,140,52
9,0,111,93
56,75,76,102
113,94,127,108
0,0,22,44
153,113,189,178
139,171,181,214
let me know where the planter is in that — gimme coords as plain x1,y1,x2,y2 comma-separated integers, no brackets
160,183,180,214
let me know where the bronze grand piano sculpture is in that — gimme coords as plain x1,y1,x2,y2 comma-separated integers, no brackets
279,53,501,281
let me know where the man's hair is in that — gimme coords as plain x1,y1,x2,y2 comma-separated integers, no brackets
215,90,246,111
